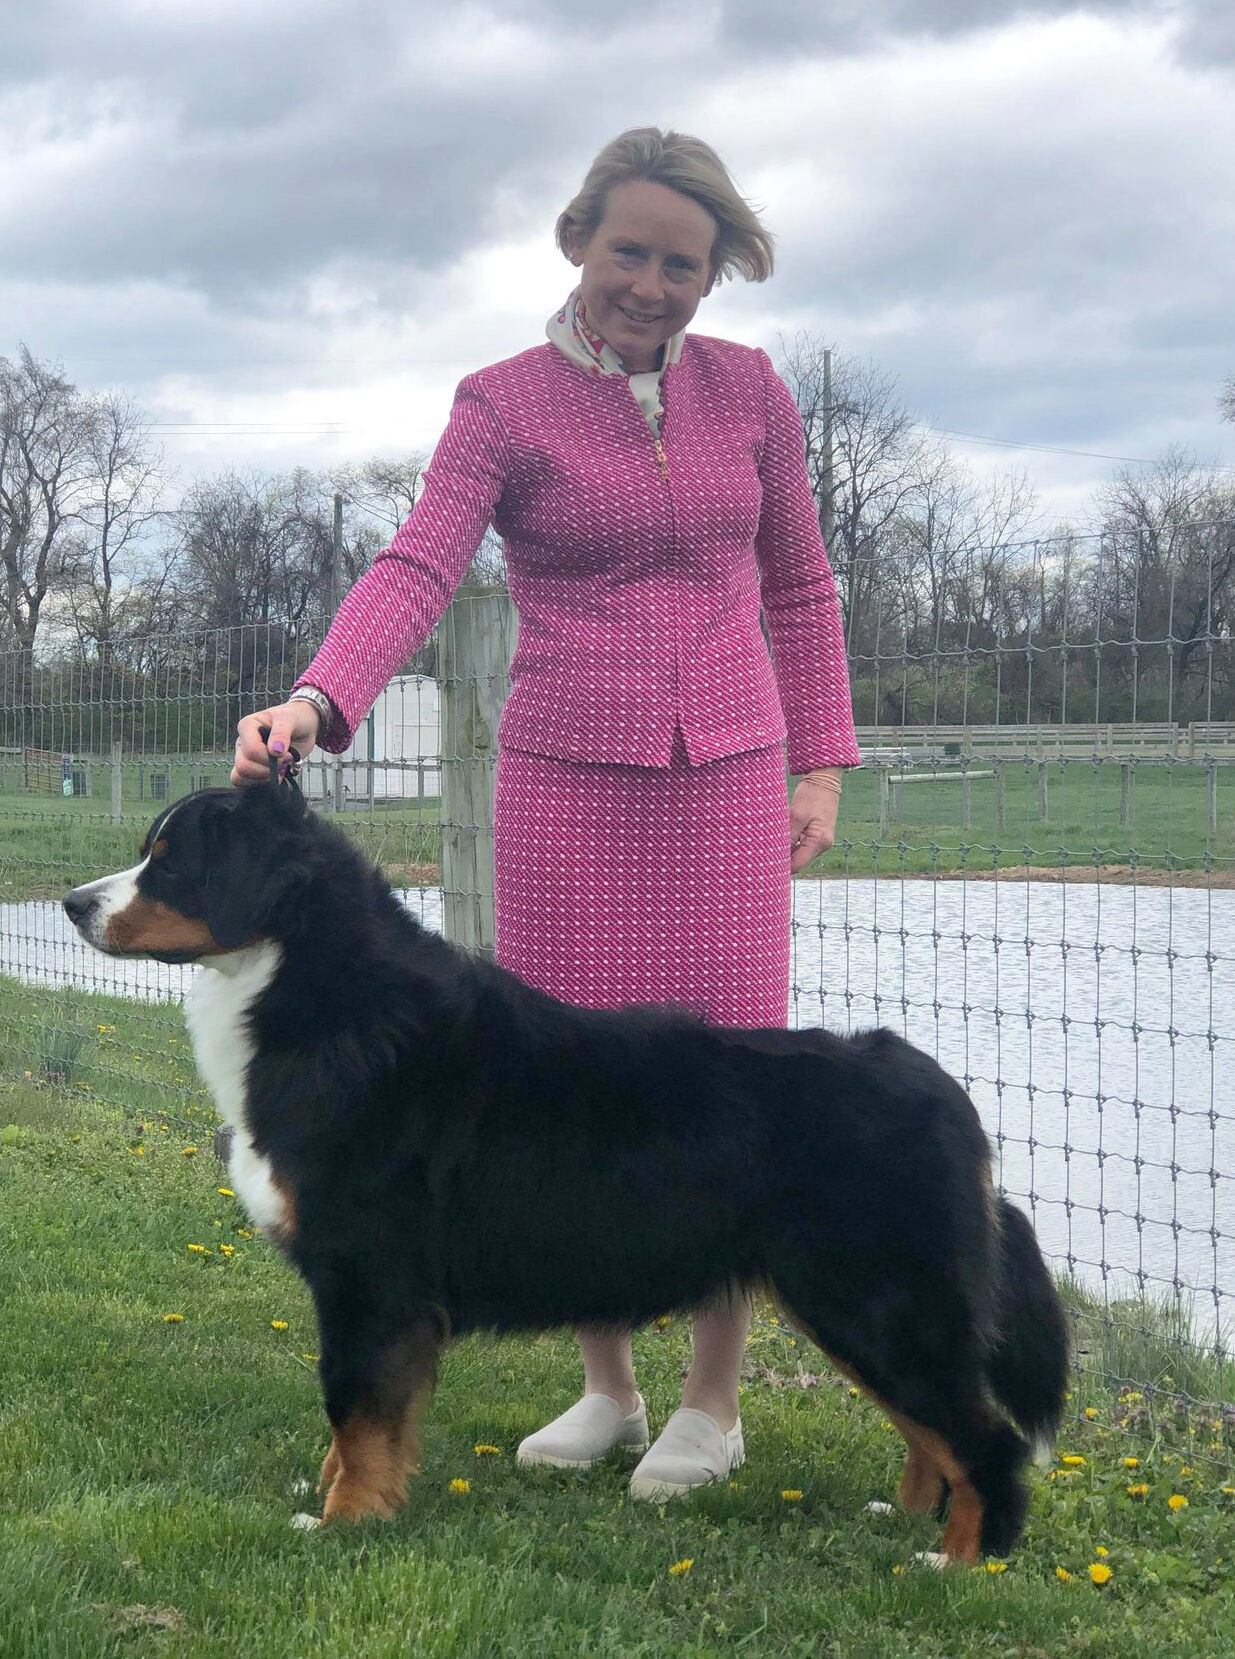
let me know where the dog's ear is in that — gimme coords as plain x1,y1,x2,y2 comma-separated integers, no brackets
201,784,310,949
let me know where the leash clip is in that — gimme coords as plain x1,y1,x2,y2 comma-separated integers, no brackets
257,725,303,786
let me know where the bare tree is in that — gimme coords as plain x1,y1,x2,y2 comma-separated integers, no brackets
0,348,97,664
776,334,938,657
1088,447,1235,714
65,392,172,673
1220,375,1234,424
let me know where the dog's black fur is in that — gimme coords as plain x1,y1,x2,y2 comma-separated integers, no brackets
64,779,1068,1557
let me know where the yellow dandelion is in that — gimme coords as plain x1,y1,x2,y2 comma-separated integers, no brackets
985,1560,1008,1574
668,1558,693,1576
271,1319,289,1332
217,1187,235,1198
1126,1483,1150,1498
1222,1488,1235,1498
181,1145,198,1157
1094,1545,1108,1557
449,1478,470,1494
727,1480,742,1491
1060,1454,1086,1467
654,1315,672,1331
162,1313,184,1324
848,1387,860,1398
133,1144,145,1156
891,1564,905,1576
219,1244,235,1258
1168,1494,1189,1512
1089,1563,1112,1585
1123,1457,1140,1469
186,1243,208,1254
1055,1566,1073,1582
1179,1465,1194,1477
780,1489,804,1502
1084,1407,1098,1420
236,1228,253,1239
473,1444,501,1457
1122,1390,1143,1403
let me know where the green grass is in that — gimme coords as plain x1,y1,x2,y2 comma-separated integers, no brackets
1,1084,1233,1658
0,759,1229,902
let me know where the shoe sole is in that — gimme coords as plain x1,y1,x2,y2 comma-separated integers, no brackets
518,1441,650,1471
629,1452,746,1502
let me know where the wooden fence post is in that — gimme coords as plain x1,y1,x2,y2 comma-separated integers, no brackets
1120,761,1131,826
994,759,1005,831
438,587,516,957
1038,761,1049,822
110,741,123,823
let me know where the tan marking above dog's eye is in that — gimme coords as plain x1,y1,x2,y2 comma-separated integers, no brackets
149,838,169,862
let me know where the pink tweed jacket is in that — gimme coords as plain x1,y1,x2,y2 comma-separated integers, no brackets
298,335,861,774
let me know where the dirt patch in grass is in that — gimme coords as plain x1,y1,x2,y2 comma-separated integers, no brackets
926,864,1235,888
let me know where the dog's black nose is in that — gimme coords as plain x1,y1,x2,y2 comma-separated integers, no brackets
63,888,96,926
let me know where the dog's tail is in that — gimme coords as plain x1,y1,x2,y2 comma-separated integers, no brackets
985,1197,1069,1462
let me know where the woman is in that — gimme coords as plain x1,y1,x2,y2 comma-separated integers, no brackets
233,127,861,1500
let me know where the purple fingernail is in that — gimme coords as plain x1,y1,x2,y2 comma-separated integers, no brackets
271,740,285,755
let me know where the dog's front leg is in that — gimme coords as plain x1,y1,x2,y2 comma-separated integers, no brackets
314,1304,447,1524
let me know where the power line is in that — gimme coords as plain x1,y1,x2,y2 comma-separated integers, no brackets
923,424,1235,470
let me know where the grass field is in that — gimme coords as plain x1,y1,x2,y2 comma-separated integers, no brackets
0,759,1230,902
2,1068,1234,1657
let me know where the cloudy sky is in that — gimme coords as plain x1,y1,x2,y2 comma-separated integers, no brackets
4,0,1233,525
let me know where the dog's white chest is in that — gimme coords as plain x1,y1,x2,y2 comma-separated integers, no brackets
185,942,288,1233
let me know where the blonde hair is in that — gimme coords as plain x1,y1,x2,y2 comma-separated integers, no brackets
555,127,774,284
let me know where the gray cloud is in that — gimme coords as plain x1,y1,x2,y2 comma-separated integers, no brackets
2,0,1231,515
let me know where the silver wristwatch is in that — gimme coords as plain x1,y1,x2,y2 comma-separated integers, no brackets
288,685,334,742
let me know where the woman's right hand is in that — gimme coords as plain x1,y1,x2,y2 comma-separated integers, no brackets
232,701,323,786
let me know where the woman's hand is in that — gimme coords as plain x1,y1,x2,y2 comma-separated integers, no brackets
232,701,323,786
789,770,842,873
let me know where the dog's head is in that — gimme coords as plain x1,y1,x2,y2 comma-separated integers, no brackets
63,780,315,964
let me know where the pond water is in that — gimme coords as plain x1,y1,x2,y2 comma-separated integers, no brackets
4,879,1231,1332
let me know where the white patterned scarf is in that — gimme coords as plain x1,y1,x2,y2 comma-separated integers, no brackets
545,287,684,436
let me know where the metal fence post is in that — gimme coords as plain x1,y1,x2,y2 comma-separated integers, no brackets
110,741,123,823
438,586,515,956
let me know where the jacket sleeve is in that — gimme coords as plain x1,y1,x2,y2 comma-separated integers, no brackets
294,375,509,750
753,349,862,773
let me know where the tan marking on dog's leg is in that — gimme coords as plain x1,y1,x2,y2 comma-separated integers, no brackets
320,1318,446,1525
884,1414,982,1566
771,1300,981,1564
322,1419,406,1523
318,1436,341,1495
898,1437,946,1514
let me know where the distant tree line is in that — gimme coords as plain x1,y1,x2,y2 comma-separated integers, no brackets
2,342,1233,755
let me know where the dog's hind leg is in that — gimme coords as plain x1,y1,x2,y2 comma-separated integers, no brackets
772,1276,1030,1563
315,1306,448,1524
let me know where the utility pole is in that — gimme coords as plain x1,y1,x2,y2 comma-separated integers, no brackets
822,348,836,554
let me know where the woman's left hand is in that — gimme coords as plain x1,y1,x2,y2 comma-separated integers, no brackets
789,772,842,873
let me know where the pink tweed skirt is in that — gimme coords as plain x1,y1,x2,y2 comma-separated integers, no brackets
493,737,791,1029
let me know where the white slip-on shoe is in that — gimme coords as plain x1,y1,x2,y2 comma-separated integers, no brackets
516,1393,650,1470
628,1407,745,1501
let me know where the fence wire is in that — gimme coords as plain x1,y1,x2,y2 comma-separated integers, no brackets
1,526,1232,1463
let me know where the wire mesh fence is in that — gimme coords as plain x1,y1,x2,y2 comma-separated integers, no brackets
1,528,1232,1463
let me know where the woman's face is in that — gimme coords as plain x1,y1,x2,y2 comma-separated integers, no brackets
568,179,717,372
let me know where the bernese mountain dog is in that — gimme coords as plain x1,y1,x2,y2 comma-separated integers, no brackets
63,773,1067,1561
